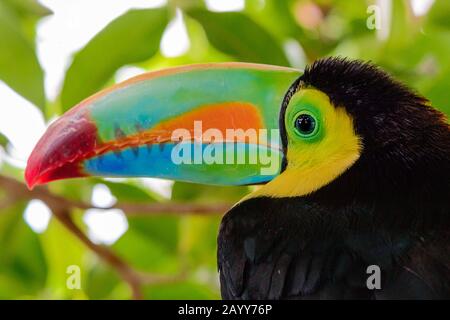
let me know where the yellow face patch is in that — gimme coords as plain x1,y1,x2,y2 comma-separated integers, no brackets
248,88,362,199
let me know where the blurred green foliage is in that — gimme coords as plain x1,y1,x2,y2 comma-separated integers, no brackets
61,8,169,109
0,0,47,109
0,0,449,299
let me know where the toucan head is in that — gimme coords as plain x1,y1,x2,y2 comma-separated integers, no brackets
258,57,449,202
25,58,449,203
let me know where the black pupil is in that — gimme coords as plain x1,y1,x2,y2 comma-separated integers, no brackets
295,114,315,135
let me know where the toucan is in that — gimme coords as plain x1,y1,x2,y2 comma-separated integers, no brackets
25,58,450,299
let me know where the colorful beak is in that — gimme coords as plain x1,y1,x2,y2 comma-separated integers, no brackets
25,63,300,189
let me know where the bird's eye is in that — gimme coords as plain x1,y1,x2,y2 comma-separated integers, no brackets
294,112,318,137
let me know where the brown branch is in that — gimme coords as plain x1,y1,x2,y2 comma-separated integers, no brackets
115,202,231,216
0,175,231,215
47,205,189,299
0,194,19,211
49,206,145,299
0,174,219,299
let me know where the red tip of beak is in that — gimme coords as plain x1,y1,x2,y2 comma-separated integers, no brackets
25,108,98,189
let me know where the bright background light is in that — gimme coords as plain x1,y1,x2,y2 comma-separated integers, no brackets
91,184,117,208
0,82,46,167
115,66,147,83
205,0,245,12
23,199,52,233
411,0,435,16
83,208,128,245
160,8,190,57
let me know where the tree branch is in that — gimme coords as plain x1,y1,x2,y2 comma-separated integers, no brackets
49,206,145,299
0,175,232,215
0,193,19,211
0,174,224,299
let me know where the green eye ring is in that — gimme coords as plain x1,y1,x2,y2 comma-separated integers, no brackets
293,110,319,138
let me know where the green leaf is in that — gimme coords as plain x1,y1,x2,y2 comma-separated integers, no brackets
39,217,87,299
178,215,221,269
423,66,450,118
111,197,181,272
187,9,289,66
84,263,121,299
172,181,248,203
99,179,160,203
61,8,169,110
3,0,52,18
48,179,94,205
112,223,180,273
426,0,450,29
0,2,45,109
0,132,8,148
127,215,180,252
0,201,47,298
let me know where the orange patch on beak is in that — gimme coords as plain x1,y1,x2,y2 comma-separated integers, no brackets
94,102,265,154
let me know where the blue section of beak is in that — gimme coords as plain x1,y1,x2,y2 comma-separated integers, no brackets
83,142,282,186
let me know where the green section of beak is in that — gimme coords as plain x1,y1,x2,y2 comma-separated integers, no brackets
88,63,300,145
